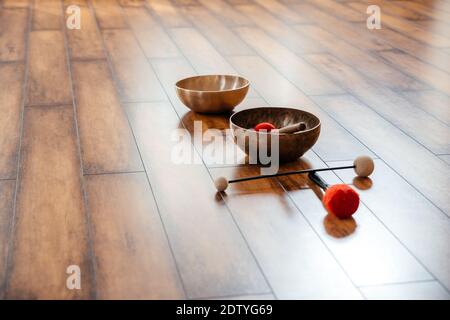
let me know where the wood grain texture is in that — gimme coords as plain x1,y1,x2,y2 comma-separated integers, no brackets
378,49,450,96
348,1,450,48
292,3,392,51
253,0,309,24
85,172,184,299
277,153,431,287
401,90,450,126
123,7,179,58
0,8,28,62
146,0,191,27
309,0,366,22
92,0,127,29
102,29,167,102
312,94,450,217
439,155,450,166
2,0,29,7
235,26,344,95
6,106,93,299
209,165,362,299
198,0,249,26
169,27,238,75
182,6,253,56
1,0,449,299
0,180,15,297
71,60,143,174
235,4,324,54
294,24,426,91
0,63,24,179
126,101,269,299
64,2,104,60
32,0,62,30
328,158,450,291
26,30,72,106
304,53,450,155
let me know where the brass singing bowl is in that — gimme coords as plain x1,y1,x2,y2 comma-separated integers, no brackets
230,107,321,163
175,75,250,114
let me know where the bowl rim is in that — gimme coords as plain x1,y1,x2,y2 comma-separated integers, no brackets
175,74,250,93
229,106,321,136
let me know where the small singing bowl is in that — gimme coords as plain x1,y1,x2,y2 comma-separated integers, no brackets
175,75,249,114
230,107,321,163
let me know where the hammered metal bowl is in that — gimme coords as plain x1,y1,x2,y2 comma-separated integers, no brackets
175,75,249,114
230,107,321,163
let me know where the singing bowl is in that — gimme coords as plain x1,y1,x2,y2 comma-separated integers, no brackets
175,75,249,113
230,107,321,163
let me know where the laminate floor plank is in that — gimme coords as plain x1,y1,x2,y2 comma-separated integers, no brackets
0,180,15,297
32,0,62,30
377,49,450,96
0,8,28,62
85,172,184,299
294,24,427,91
123,7,180,58
235,4,325,54
0,63,24,179
312,94,450,216
235,26,344,95
92,0,127,29
102,29,167,102
253,0,309,24
345,22,450,74
64,2,104,60
348,1,450,48
6,106,93,299
400,90,450,126
198,0,250,26
327,158,450,291
352,0,428,20
126,101,270,299
71,60,143,174
26,30,72,106
277,153,432,287
304,53,450,155
145,0,191,28
393,0,450,24
308,0,365,22
439,155,450,165
2,0,29,8
182,6,254,56
292,3,392,51
209,165,362,299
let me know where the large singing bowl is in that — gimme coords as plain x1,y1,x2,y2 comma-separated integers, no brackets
175,75,249,113
230,107,321,163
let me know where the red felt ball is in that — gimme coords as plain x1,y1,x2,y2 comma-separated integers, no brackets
255,122,276,132
323,184,360,219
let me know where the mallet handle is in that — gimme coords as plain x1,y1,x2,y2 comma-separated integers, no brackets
308,172,329,190
228,165,355,184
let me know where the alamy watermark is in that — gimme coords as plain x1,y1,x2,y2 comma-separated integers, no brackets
171,121,280,175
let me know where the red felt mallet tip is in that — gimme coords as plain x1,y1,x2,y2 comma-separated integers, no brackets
254,122,276,132
323,184,360,219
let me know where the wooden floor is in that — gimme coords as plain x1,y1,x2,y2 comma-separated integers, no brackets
0,0,449,300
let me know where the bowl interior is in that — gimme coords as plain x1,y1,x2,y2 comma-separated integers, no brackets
231,107,320,132
176,75,249,92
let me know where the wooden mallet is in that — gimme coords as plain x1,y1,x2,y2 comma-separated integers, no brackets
214,156,374,192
